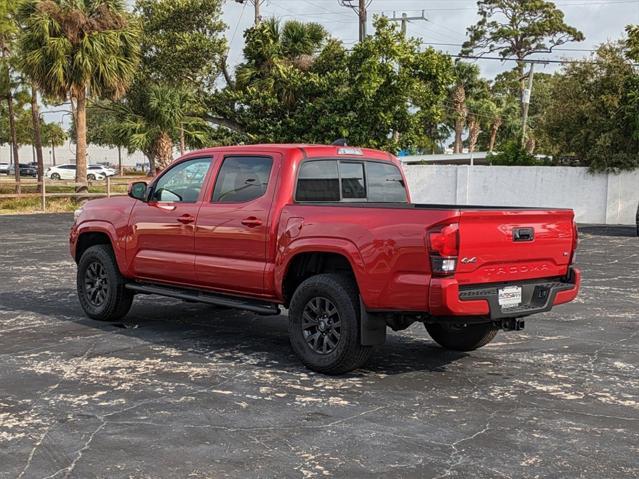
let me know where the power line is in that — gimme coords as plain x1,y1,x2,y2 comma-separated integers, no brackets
421,42,600,53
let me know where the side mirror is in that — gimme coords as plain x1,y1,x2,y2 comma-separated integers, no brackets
128,181,148,201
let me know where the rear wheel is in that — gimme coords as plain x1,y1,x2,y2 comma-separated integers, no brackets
288,274,373,375
425,322,498,351
77,245,133,321
87,174,96,181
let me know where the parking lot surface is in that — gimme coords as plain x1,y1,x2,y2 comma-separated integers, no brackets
0,214,637,478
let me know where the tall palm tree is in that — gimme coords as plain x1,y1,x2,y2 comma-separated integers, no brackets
29,83,44,192
111,83,210,173
0,0,20,193
449,62,480,153
17,0,139,190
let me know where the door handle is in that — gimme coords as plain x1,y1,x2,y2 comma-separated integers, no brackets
241,217,262,227
177,214,195,224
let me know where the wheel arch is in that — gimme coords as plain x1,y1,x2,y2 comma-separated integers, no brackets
74,222,128,275
276,239,367,308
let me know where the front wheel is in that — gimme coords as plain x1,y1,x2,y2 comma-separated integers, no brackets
77,245,133,321
288,274,373,375
87,174,96,181
50,173,60,180
425,322,498,351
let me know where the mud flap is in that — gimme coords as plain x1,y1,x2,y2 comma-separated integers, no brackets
360,297,386,346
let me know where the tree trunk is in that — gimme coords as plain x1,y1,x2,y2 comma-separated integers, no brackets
51,141,56,165
488,118,501,153
7,91,20,194
525,136,536,154
154,131,174,172
452,85,466,154
30,85,45,193
118,145,123,176
467,116,480,153
179,127,185,156
517,59,526,120
75,88,88,192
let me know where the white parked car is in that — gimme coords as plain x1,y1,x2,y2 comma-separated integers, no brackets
0,162,10,175
46,164,105,181
88,164,116,177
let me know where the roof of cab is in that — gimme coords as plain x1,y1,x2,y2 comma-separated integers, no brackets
185,144,394,162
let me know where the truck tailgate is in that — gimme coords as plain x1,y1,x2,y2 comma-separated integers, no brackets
455,209,575,285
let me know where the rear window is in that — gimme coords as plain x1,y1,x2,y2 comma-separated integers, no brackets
296,160,407,203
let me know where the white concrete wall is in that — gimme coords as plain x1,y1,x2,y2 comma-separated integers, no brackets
402,165,639,225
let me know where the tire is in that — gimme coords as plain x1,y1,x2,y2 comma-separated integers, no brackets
288,274,373,375
425,322,498,352
77,244,133,321
51,173,60,180
87,174,96,181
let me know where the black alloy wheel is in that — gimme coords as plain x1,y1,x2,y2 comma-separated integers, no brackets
302,296,342,355
84,261,109,307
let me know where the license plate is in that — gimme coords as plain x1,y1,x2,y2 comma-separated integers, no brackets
498,286,522,308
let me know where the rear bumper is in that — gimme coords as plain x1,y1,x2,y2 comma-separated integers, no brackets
429,267,581,319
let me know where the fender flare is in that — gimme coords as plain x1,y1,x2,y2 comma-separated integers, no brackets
275,236,366,298
74,221,128,275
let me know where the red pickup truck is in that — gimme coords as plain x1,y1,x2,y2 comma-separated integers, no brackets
70,144,580,374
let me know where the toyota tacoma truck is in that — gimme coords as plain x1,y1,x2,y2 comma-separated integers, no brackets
70,144,580,374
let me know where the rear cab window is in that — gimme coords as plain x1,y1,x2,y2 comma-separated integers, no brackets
295,159,408,203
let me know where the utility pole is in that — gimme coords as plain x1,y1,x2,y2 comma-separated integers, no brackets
339,0,371,42
387,10,427,36
234,0,263,25
520,62,535,148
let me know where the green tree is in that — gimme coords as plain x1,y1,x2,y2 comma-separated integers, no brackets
447,61,481,153
18,0,140,190
0,0,21,191
110,84,211,172
41,121,66,166
541,43,639,171
135,0,227,155
136,0,226,91
627,25,639,61
462,0,584,114
218,17,452,152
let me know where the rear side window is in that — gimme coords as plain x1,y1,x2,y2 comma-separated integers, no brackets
367,162,407,202
296,160,407,203
296,161,340,201
212,156,273,203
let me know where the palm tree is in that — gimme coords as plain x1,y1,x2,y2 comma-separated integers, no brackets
235,19,328,106
449,62,480,153
110,83,210,173
29,83,44,192
0,0,20,193
17,0,139,190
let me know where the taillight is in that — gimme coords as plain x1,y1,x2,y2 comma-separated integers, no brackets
571,222,579,264
427,223,459,276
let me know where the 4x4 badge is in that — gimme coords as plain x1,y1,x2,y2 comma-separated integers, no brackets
461,257,477,264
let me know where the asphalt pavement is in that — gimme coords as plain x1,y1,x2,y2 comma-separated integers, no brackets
0,214,637,478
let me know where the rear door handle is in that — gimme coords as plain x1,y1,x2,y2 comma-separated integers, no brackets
241,217,262,227
177,214,195,224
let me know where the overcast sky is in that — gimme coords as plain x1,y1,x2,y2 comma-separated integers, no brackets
224,0,639,77
43,0,639,127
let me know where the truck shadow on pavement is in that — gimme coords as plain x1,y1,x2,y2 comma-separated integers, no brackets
1,287,468,377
